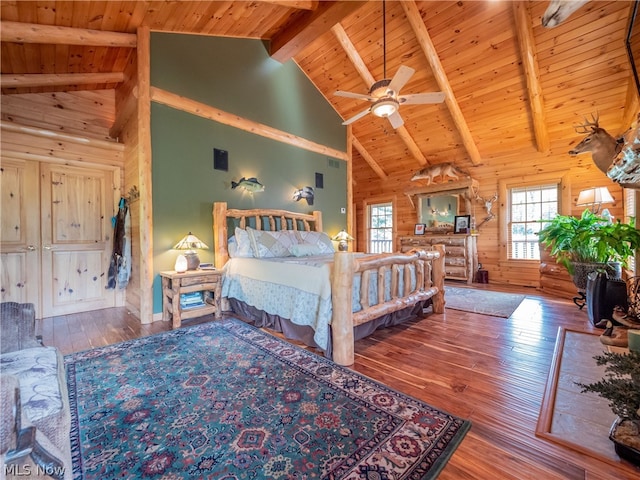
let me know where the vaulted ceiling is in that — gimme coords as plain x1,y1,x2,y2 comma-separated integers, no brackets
1,0,638,179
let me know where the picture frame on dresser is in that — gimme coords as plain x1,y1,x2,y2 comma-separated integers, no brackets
454,215,471,234
414,223,426,235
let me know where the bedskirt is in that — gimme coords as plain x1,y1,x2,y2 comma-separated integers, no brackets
228,298,433,360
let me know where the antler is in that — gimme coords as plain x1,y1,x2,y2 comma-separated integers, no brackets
573,112,600,134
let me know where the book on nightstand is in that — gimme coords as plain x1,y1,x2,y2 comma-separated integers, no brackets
180,292,205,309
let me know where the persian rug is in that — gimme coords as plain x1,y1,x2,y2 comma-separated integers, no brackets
445,286,526,318
66,318,471,479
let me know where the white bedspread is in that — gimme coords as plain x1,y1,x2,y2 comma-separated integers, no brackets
221,254,415,351
222,255,334,349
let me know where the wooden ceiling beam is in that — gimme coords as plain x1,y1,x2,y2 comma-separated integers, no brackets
622,76,640,129
0,72,125,88
0,21,137,47
352,137,388,180
512,2,550,154
331,23,429,167
401,1,482,166
255,0,317,10
270,1,367,63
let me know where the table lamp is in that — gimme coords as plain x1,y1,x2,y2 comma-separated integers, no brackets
332,230,354,252
174,232,209,271
576,187,614,214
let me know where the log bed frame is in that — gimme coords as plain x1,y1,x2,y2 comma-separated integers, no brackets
213,202,445,366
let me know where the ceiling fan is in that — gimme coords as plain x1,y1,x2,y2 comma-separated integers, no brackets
334,0,445,129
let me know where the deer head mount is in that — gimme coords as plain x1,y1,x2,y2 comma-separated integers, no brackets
569,113,622,176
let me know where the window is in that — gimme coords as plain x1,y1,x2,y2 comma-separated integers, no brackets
368,202,393,253
509,184,559,260
625,188,636,274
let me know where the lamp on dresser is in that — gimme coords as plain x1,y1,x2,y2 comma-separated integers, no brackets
174,232,209,271
332,230,354,252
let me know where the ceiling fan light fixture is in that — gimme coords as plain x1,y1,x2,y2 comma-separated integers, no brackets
371,98,398,118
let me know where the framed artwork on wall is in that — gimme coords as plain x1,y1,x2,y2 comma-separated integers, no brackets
414,223,426,235
454,215,470,234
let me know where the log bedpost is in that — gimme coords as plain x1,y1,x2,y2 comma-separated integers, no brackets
432,244,446,313
331,251,355,366
213,202,229,268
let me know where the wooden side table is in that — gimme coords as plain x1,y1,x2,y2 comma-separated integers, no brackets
160,270,222,329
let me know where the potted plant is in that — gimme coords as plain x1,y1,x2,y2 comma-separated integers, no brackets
537,210,640,290
577,350,640,465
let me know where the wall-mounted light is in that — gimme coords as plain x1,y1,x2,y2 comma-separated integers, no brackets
576,187,614,214
332,230,354,252
293,186,314,205
231,176,264,193
174,232,209,271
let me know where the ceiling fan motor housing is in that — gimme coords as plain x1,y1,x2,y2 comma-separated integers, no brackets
369,78,395,98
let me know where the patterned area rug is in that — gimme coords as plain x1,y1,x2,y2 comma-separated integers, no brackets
445,287,526,318
66,318,471,479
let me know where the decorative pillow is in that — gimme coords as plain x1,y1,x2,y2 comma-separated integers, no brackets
246,227,299,258
296,231,335,254
289,243,323,257
230,227,254,258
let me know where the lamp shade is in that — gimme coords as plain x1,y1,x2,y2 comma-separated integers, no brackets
173,232,209,251
173,232,209,271
576,187,614,207
332,230,354,252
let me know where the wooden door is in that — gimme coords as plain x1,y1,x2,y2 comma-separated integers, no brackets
0,159,41,308
40,164,116,316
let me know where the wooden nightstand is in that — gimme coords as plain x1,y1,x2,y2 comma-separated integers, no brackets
160,269,222,329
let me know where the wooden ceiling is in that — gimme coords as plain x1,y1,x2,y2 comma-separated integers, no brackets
1,1,638,177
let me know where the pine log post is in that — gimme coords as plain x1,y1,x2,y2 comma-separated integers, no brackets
331,251,355,367
432,244,445,313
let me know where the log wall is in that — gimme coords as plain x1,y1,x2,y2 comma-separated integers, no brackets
352,139,625,297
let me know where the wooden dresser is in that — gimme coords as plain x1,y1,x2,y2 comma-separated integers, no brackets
399,234,478,284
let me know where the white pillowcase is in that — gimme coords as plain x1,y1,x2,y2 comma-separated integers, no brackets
228,227,254,258
296,231,335,254
289,243,323,257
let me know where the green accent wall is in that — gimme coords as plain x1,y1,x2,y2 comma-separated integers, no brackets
150,34,347,314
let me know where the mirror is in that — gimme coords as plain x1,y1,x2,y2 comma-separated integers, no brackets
418,194,459,229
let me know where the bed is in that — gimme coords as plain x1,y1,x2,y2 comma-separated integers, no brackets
213,202,445,366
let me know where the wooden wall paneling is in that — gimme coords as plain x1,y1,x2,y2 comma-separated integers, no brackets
136,25,153,325
0,90,116,140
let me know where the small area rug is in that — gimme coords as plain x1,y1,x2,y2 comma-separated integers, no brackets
445,286,526,318
66,318,471,479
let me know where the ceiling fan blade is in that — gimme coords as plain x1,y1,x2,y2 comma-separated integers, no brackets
342,107,372,125
334,90,375,102
399,92,446,105
388,111,404,129
387,65,415,94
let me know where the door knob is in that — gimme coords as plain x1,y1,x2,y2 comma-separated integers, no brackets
27,245,36,251
43,245,52,250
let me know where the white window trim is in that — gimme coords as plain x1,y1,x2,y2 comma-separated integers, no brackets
363,195,397,253
498,171,571,265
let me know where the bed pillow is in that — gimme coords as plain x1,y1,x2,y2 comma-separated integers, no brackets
296,231,335,254
289,243,323,257
228,227,254,258
246,227,299,258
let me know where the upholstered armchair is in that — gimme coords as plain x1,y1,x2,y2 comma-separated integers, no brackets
0,302,72,479
0,302,42,354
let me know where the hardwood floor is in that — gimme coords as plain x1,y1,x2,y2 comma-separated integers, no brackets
38,283,640,479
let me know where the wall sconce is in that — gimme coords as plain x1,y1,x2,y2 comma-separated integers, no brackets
174,232,209,271
576,187,614,214
231,176,264,193
293,186,314,205
332,230,354,252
